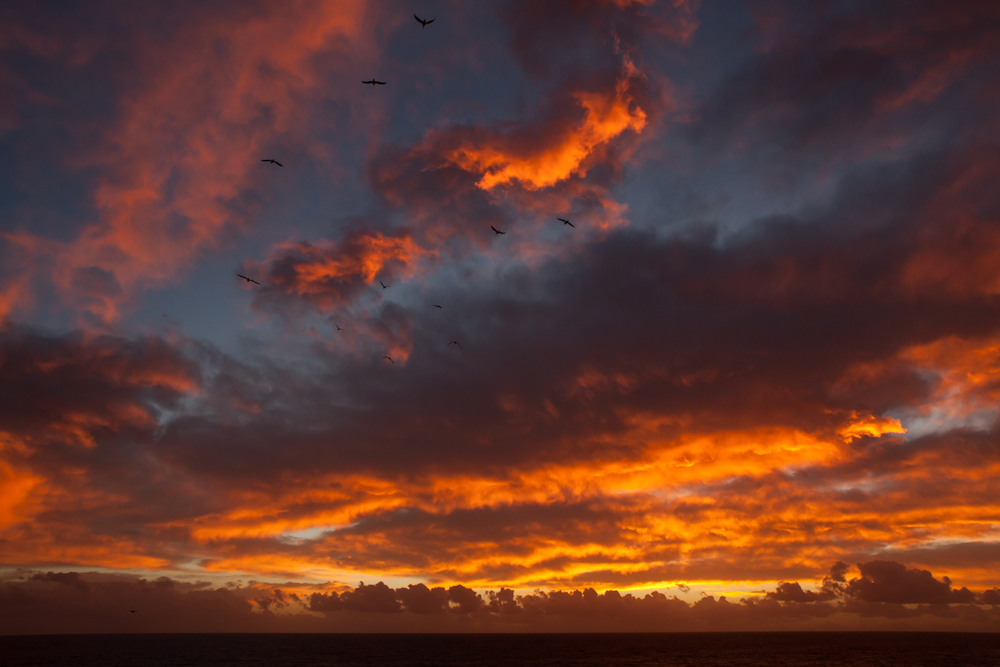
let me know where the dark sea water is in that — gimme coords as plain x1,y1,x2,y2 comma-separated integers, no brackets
1,633,998,667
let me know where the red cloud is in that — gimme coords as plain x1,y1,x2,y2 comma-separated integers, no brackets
6,0,375,324
444,70,648,191
252,231,435,313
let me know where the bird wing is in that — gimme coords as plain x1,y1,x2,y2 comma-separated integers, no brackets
433,305,442,308
414,14,422,22
250,278,260,285
375,80,386,85
426,19,435,25
261,159,269,162
274,161,282,166
362,80,372,84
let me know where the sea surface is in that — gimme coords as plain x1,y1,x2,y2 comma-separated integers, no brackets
1,632,998,667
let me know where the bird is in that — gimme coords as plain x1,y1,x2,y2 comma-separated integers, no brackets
130,610,137,614
261,159,283,166
491,225,505,235
432,304,442,308
414,15,435,28
448,341,461,349
237,274,260,285
362,79,387,86
335,324,343,331
558,218,575,228
380,281,389,289
383,355,394,364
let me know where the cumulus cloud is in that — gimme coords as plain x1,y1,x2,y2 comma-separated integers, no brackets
845,560,977,605
3,563,999,634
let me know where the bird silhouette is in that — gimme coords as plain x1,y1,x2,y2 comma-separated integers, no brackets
414,15,435,28
432,304,442,308
362,79,387,86
383,355,394,364
491,225,506,235
261,159,283,166
237,274,260,285
448,341,461,349
557,218,575,228
335,324,343,331
130,610,137,614
380,281,389,289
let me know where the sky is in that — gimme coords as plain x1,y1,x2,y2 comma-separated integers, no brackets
1,0,1000,633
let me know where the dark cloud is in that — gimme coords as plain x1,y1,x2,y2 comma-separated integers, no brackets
395,583,450,614
690,0,1000,159
2,563,1000,633
765,582,835,603
846,560,977,605
501,0,699,79
0,326,198,449
30,571,88,590
192,143,1000,479
339,581,403,614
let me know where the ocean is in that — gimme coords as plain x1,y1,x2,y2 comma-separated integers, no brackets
1,632,998,667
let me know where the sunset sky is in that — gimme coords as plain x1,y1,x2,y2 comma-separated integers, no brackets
2,0,1000,633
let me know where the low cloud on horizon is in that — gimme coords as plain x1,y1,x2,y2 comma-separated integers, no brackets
4,560,1000,634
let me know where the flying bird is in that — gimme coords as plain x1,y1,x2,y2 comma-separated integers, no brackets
383,356,394,364
448,341,461,349
380,281,389,289
237,274,260,285
130,610,137,614
491,225,505,235
335,324,343,331
557,218,575,228
414,15,435,28
432,304,442,308
261,159,283,166
362,79,387,86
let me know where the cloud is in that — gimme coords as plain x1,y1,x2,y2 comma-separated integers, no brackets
3,0,1000,622
765,582,836,603
689,0,1000,161
3,0,376,324
250,231,435,314
846,560,977,604
0,326,198,452
442,71,648,192
3,564,999,634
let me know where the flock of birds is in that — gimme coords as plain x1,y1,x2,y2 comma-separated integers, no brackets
243,13,579,365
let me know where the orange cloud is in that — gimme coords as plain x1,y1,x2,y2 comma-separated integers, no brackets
0,457,42,529
137,419,905,587
9,0,373,324
255,231,435,311
837,334,1000,431
837,413,906,441
445,73,647,191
